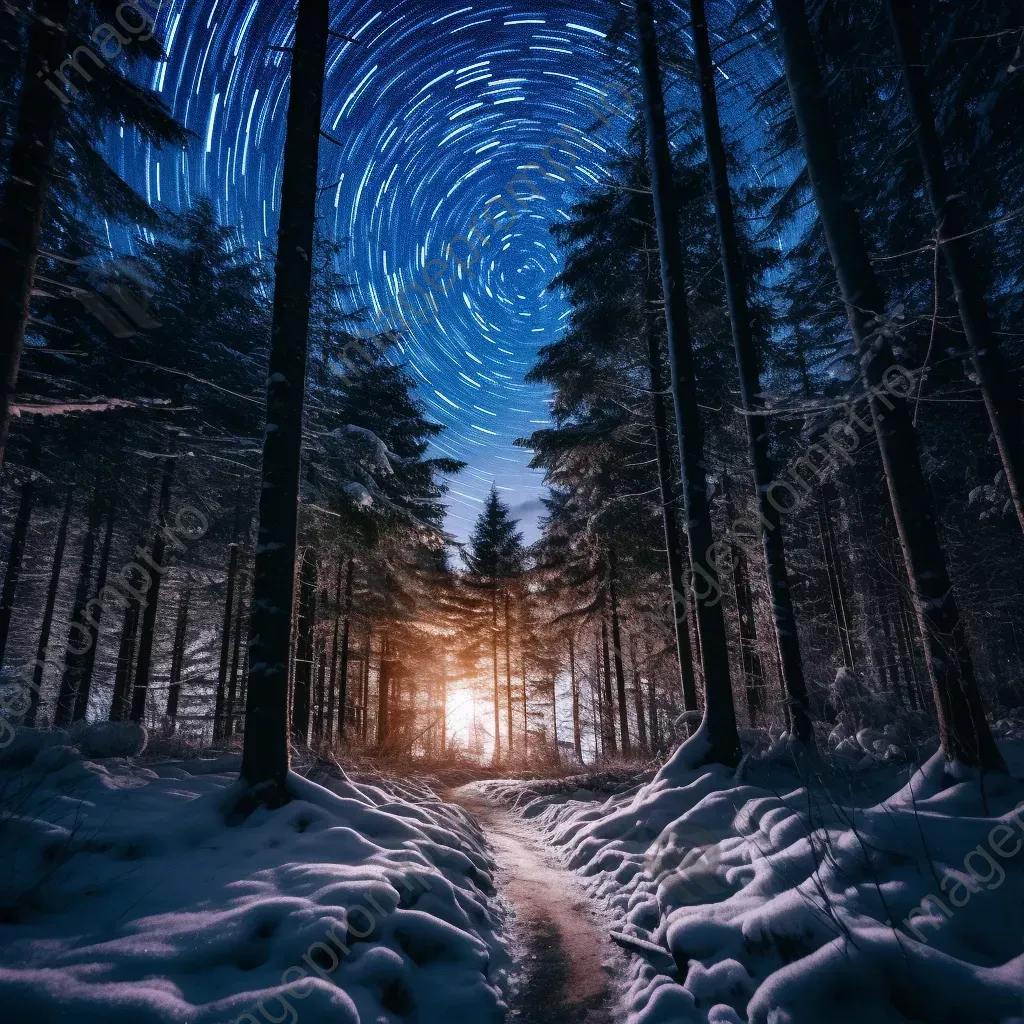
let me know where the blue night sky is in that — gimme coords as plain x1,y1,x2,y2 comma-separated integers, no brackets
103,0,641,543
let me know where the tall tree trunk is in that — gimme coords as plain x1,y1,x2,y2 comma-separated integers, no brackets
166,584,190,731
895,600,919,710
593,629,603,759
491,584,500,763
629,633,649,753
878,602,903,705
329,557,352,740
214,537,241,741
360,626,371,742
818,486,855,671
773,0,1003,770
645,288,700,718
550,667,558,761
291,547,317,745
439,653,447,757
600,617,618,756
226,569,246,737
240,0,330,791
521,646,528,755
886,0,1024,538
129,453,176,724
569,632,582,762
0,424,40,667
634,0,741,767
0,0,71,470
648,668,661,752
608,548,631,755
504,587,513,758
25,483,73,726
689,0,812,742
55,481,104,726
313,632,326,744
74,497,116,721
109,602,139,723
376,632,390,748
723,476,765,726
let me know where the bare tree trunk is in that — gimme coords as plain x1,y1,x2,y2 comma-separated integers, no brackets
818,487,855,671
634,0,741,767
645,294,700,719
313,632,326,744
521,647,528,756
491,584,500,763
439,653,447,757
226,567,246,737
569,632,582,762
360,626,371,742
504,587,513,757
648,672,661,753
895,600,919,710
329,557,352,740
600,617,618,756
0,0,71,470
629,633,649,753
886,0,1024,538
722,476,765,727
593,629,603,759
55,480,104,726
109,602,139,723
166,584,190,731
773,0,1003,770
214,537,241,741
689,0,811,742
0,424,40,667
878,602,903,705
240,0,329,792
25,483,73,726
74,497,115,722
291,547,316,745
129,452,176,723
608,548,631,755
550,666,558,761
376,632,390,748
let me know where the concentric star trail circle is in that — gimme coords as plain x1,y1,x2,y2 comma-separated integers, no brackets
106,0,630,538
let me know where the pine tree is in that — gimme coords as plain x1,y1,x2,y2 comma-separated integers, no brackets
240,0,330,795
688,0,812,743
771,0,1004,770
634,0,741,767
463,487,525,763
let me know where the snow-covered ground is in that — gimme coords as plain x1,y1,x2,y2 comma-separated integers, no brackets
0,726,508,1023
471,734,1024,1024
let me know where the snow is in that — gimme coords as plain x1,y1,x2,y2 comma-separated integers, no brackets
470,738,1024,1023
0,726,508,1023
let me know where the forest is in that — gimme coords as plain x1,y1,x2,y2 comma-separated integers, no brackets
0,1,1022,1023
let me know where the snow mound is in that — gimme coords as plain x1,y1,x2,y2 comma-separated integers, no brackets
0,748,507,1023
475,738,1024,1023
78,720,148,758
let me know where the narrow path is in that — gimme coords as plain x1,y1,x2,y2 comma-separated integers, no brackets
450,787,614,1024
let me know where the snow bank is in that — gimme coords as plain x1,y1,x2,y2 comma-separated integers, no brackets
471,739,1024,1023
0,735,507,1023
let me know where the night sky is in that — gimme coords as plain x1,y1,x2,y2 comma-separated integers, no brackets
104,1,641,542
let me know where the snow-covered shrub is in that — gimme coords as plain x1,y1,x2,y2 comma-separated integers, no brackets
76,720,148,758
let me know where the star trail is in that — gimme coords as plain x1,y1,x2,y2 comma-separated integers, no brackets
104,0,633,539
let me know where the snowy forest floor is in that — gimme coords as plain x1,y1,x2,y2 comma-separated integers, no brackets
0,726,512,1023
449,785,617,1024
470,735,1024,1024
2,725,1024,1023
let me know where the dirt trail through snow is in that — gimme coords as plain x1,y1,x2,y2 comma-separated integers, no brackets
450,788,614,1024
